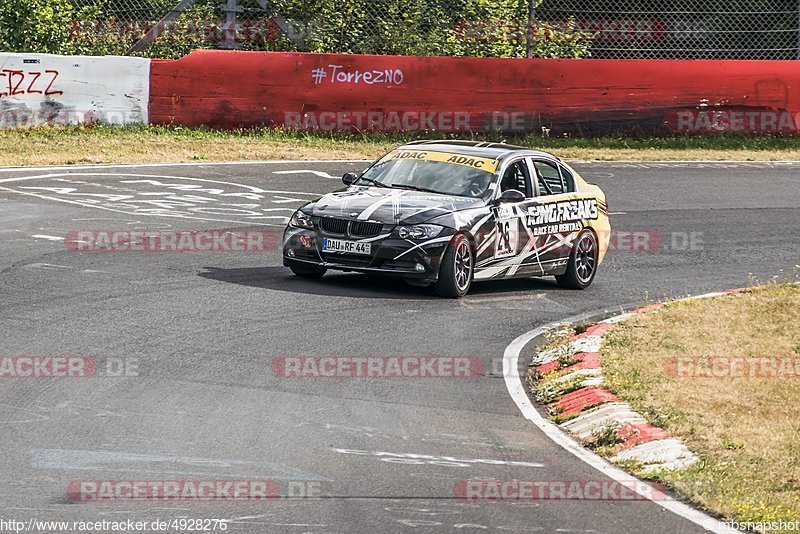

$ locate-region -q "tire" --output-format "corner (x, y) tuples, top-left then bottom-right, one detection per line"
(433, 234), (473, 298)
(290, 265), (327, 279)
(556, 229), (598, 289)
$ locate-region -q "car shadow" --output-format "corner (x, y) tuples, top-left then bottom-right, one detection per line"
(199, 266), (562, 300)
(468, 276), (559, 296)
(198, 266), (437, 300)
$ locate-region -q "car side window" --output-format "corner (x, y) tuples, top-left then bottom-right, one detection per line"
(499, 159), (531, 197)
(533, 161), (566, 195)
(558, 164), (576, 193)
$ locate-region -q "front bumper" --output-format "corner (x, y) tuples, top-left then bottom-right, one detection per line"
(283, 226), (452, 282)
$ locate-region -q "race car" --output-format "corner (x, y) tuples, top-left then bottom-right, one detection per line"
(283, 140), (610, 298)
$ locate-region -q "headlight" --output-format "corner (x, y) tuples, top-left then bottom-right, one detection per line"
(289, 210), (314, 230)
(396, 224), (444, 240)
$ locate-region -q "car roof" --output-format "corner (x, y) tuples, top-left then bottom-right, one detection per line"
(397, 140), (561, 162)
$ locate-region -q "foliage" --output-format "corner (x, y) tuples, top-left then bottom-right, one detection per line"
(0, 0), (85, 54)
(1, 0), (592, 58)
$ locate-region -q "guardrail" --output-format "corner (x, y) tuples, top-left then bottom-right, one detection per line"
(149, 51), (800, 135)
(2, 51), (798, 135)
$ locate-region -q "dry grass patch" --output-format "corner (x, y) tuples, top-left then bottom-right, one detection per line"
(0, 126), (390, 166)
(2, 126), (800, 167)
(602, 283), (800, 527)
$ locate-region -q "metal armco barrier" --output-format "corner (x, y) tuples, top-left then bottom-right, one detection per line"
(149, 51), (800, 135)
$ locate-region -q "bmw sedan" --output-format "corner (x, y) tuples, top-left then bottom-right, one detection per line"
(283, 140), (610, 297)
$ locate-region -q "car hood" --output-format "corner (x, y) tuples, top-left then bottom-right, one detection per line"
(307, 186), (486, 225)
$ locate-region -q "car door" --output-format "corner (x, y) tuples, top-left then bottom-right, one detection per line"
(473, 157), (538, 280)
(525, 158), (583, 274)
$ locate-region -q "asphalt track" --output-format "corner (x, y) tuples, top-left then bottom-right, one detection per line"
(0, 160), (798, 533)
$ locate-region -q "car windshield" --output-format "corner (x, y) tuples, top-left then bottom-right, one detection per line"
(356, 150), (498, 198)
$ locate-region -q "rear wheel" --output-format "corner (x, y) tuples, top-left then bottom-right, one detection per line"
(555, 230), (598, 289)
(290, 265), (327, 279)
(433, 234), (473, 298)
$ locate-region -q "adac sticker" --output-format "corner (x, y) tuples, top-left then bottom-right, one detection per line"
(384, 150), (499, 172)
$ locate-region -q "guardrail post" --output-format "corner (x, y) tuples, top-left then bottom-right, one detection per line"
(220, 0), (243, 49)
(127, 0), (197, 54)
(526, 0), (538, 58)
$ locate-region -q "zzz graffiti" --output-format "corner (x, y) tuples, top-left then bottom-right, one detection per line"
(0, 70), (63, 98)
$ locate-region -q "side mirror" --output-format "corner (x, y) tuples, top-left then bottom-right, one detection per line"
(342, 172), (358, 185)
(493, 189), (525, 204)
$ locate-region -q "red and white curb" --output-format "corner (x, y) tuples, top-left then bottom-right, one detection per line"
(532, 314), (700, 470)
(503, 289), (748, 534)
(533, 291), (743, 469)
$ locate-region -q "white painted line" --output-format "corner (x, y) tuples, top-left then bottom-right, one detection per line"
(273, 170), (339, 179)
(0, 186), (286, 228)
(31, 234), (65, 241)
(0, 172), (322, 195)
(26, 263), (71, 269)
(0, 173), (324, 227)
(503, 323), (737, 534)
(0, 159), (372, 173)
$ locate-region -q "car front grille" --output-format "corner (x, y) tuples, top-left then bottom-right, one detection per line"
(319, 217), (349, 234)
(319, 218), (384, 238)
(350, 221), (383, 238)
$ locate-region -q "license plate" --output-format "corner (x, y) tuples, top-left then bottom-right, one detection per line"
(322, 238), (371, 255)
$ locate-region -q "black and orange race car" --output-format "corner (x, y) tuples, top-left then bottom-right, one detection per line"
(283, 141), (610, 297)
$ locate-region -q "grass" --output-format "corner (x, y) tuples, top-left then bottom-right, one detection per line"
(2, 125), (800, 166)
(601, 282), (800, 529)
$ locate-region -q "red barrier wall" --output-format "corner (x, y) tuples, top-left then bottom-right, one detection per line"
(150, 50), (800, 134)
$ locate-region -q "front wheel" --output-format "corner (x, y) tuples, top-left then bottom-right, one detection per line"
(433, 234), (473, 298)
(290, 265), (327, 279)
(555, 230), (598, 289)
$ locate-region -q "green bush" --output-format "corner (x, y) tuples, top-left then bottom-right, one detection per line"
(0, 0), (591, 59)
(276, 0), (591, 58)
(0, 0), (78, 54)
